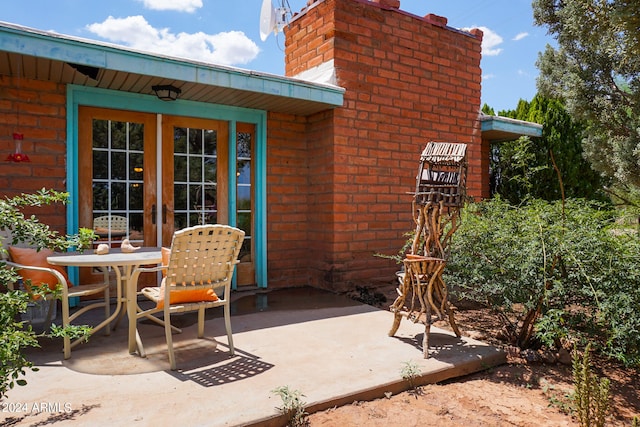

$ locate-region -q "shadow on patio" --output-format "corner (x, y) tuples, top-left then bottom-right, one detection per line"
(6, 287), (506, 427)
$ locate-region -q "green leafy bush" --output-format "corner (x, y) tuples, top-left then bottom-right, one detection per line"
(0, 189), (96, 399)
(444, 197), (640, 366)
(0, 289), (39, 397)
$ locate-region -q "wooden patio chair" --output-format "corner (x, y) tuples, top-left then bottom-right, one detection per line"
(130, 224), (245, 370)
(5, 246), (111, 359)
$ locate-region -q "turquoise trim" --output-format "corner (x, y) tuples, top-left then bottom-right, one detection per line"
(228, 120), (238, 227)
(255, 114), (268, 288)
(480, 116), (543, 138)
(65, 94), (80, 295)
(67, 85), (265, 122)
(66, 85), (268, 288)
(228, 121), (238, 290)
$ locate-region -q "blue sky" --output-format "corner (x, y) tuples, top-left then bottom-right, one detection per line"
(2, 0), (555, 112)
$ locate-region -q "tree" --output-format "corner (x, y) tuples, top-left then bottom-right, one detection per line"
(490, 95), (606, 204)
(533, 0), (640, 189)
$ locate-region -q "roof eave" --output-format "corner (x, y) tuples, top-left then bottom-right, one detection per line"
(0, 21), (344, 114)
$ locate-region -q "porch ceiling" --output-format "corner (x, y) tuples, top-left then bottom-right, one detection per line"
(0, 21), (344, 116)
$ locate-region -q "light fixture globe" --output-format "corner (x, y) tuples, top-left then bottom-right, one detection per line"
(152, 84), (181, 101)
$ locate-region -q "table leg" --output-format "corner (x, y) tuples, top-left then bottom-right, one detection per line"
(126, 264), (138, 354)
(111, 266), (127, 329)
(69, 266), (122, 350)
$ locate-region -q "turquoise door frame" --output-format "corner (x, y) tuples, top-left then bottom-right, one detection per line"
(65, 84), (268, 288)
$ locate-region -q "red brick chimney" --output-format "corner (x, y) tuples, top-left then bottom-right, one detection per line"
(283, 0), (484, 290)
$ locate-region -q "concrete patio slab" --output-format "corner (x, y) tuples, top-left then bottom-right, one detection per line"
(1, 288), (506, 426)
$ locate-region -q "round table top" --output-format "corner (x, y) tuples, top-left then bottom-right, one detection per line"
(47, 247), (162, 267)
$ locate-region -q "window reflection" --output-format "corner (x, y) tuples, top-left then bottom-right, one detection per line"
(91, 119), (145, 245)
(173, 127), (218, 228)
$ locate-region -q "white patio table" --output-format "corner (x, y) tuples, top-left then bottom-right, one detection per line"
(47, 247), (162, 354)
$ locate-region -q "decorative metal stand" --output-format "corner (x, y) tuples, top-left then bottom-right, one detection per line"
(389, 142), (467, 358)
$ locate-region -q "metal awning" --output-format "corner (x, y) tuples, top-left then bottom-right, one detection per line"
(0, 21), (345, 116)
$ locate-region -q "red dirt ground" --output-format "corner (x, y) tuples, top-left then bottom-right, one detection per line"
(307, 287), (640, 427)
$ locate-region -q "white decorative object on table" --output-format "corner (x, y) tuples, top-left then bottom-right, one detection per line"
(94, 244), (109, 255)
(120, 239), (140, 253)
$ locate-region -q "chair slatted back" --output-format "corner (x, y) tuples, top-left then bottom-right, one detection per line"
(93, 215), (128, 232)
(165, 224), (245, 289)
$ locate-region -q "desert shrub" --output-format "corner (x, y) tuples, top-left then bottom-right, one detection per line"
(572, 343), (609, 427)
(444, 197), (640, 366)
(271, 385), (309, 427)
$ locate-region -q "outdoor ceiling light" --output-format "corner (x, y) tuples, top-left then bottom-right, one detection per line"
(152, 84), (181, 101)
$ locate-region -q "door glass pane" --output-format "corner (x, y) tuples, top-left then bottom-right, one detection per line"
(204, 159), (216, 182)
(129, 123), (144, 151)
(189, 129), (203, 155)
(129, 183), (143, 210)
(91, 119), (145, 245)
(174, 156), (187, 182)
(174, 213), (188, 231)
(93, 151), (108, 179)
(111, 152), (126, 180)
(204, 130), (217, 156)
(174, 127), (187, 153)
(189, 157), (202, 181)
(111, 182), (126, 210)
(93, 182), (109, 211)
(174, 183), (187, 210)
(173, 127), (218, 228)
(237, 130), (252, 262)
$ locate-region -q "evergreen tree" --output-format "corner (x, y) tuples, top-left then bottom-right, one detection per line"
(533, 0), (640, 189)
(491, 95), (606, 204)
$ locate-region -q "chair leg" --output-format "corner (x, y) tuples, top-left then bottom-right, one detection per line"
(43, 296), (56, 331)
(136, 328), (147, 358)
(62, 297), (71, 360)
(197, 307), (205, 338)
(223, 302), (234, 356)
(165, 311), (176, 370)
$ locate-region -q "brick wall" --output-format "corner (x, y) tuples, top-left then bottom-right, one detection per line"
(0, 75), (68, 231)
(284, 0), (483, 291)
(265, 111), (313, 287)
(0, 1), (484, 293)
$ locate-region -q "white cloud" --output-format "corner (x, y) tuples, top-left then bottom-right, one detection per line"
(464, 26), (503, 57)
(86, 16), (260, 66)
(482, 73), (496, 81)
(137, 0), (202, 13)
(477, 26), (503, 56)
(513, 32), (529, 41)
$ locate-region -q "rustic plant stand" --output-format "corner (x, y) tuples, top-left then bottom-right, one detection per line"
(388, 142), (467, 358)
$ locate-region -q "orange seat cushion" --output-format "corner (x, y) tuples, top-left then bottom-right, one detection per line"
(8, 247), (72, 299)
(156, 247), (218, 309)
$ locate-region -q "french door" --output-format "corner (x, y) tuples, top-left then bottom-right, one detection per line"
(78, 107), (255, 287)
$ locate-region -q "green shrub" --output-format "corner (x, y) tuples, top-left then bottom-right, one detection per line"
(0, 189), (96, 399)
(0, 289), (39, 398)
(444, 197), (640, 366)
